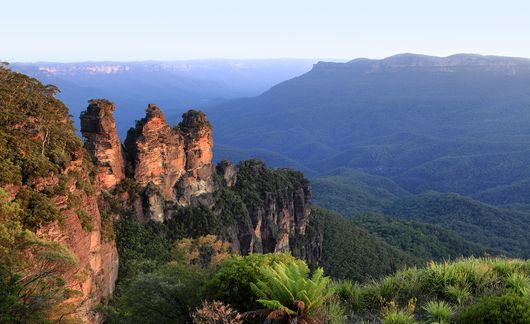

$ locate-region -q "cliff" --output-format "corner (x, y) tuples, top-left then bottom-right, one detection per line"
(0, 67), (118, 323)
(218, 160), (314, 258)
(123, 105), (214, 221)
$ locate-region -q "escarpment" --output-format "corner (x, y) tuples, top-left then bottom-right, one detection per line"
(0, 68), (118, 323)
(218, 160), (313, 255)
(82, 103), (321, 262)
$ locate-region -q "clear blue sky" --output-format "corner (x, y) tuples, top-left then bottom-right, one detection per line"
(2, 0), (529, 62)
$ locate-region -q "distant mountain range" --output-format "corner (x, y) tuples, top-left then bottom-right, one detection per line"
(203, 53), (530, 200)
(12, 59), (335, 135)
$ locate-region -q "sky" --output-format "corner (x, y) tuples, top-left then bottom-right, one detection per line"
(2, 0), (530, 62)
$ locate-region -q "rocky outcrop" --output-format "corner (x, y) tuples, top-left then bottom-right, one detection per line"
(123, 106), (214, 221)
(124, 104), (186, 199)
(176, 110), (215, 207)
(216, 160), (238, 187)
(220, 160), (317, 260)
(81, 102), (321, 264)
(80, 99), (125, 190)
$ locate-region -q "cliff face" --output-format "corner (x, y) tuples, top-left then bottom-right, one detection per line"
(80, 99), (126, 190)
(177, 110), (215, 207)
(0, 66), (118, 323)
(123, 106), (214, 221)
(36, 166), (119, 322)
(221, 160), (317, 260)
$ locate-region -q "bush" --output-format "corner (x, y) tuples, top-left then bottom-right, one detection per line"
(76, 209), (93, 232)
(422, 300), (453, 324)
(105, 262), (209, 323)
(192, 301), (242, 324)
(209, 253), (295, 311)
(15, 188), (61, 230)
(458, 293), (530, 324)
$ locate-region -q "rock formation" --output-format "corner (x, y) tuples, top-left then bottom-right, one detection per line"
(225, 160), (313, 257)
(176, 110), (215, 207)
(123, 106), (215, 221)
(36, 166), (119, 322)
(81, 102), (321, 264)
(124, 104), (186, 199)
(80, 99), (126, 190)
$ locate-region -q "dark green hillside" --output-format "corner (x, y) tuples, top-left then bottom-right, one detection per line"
(352, 214), (492, 262)
(386, 192), (530, 257)
(205, 54), (530, 202)
(396, 149), (530, 195)
(312, 168), (409, 214)
(473, 178), (530, 205)
(309, 208), (415, 281)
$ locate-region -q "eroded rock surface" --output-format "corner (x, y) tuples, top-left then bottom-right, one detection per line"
(80, 99), (125, 190)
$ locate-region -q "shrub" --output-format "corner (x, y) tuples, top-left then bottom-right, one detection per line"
(458, 293), (530, 324)
(422, 300), (453, 324)
(15, 188), (61, 230)
(76, 209), (93, 232)
(382, 298), (417, 324)
(105, 262), (209, 323)
(192, 300), (242, 324)
(172, 235), (232, 268)
(335, 280), (363, 311)
(209, 253), (295, 311)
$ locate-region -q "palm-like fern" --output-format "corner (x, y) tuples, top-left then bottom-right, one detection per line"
(244, 260), (334, 322)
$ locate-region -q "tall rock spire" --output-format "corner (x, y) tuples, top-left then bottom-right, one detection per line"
(177, 109), (215, 207)
(80, 99), (125, 190)
(124, 105), (215, 221)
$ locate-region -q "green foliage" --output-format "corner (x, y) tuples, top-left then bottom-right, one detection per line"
(335, 257), (530, 323)
(14, 188), (61, 230)
(422, 300), (453, 324)
(76, 209), (93, 232)
(386, 192), (530, 257)
(457, 293), (530, 324)
(113, 213), (172, 283)
(105, 262), (209, 324)
(209, 252), (296, 311)
(164, 205), (221, 240)
(0, 66), (83, 186)
(250, 261), (334, 318)
(382, 298), (417, 324)
(234, 159), (309, 207)
(351, 213), (491, 264)
(383, 311), (416, 324)
(310, 207), (414, 281)
(0, 190), (78, 322)
(312, 168), (409, 215)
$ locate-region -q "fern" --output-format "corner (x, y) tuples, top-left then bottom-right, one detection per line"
(250, 260), (334, 318)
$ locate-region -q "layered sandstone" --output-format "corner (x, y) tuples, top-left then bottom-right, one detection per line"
(217, 160), (316, 259)
(80, 99), (125, 190)
(176, 110), (215, 207)
(124, 106), (215, 221)
(124, 104), (186, 200)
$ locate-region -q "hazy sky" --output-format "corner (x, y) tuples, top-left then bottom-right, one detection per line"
(3, 0), (529, 62)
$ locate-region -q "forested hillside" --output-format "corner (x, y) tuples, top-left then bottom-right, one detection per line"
(204, 54), (530, 210)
